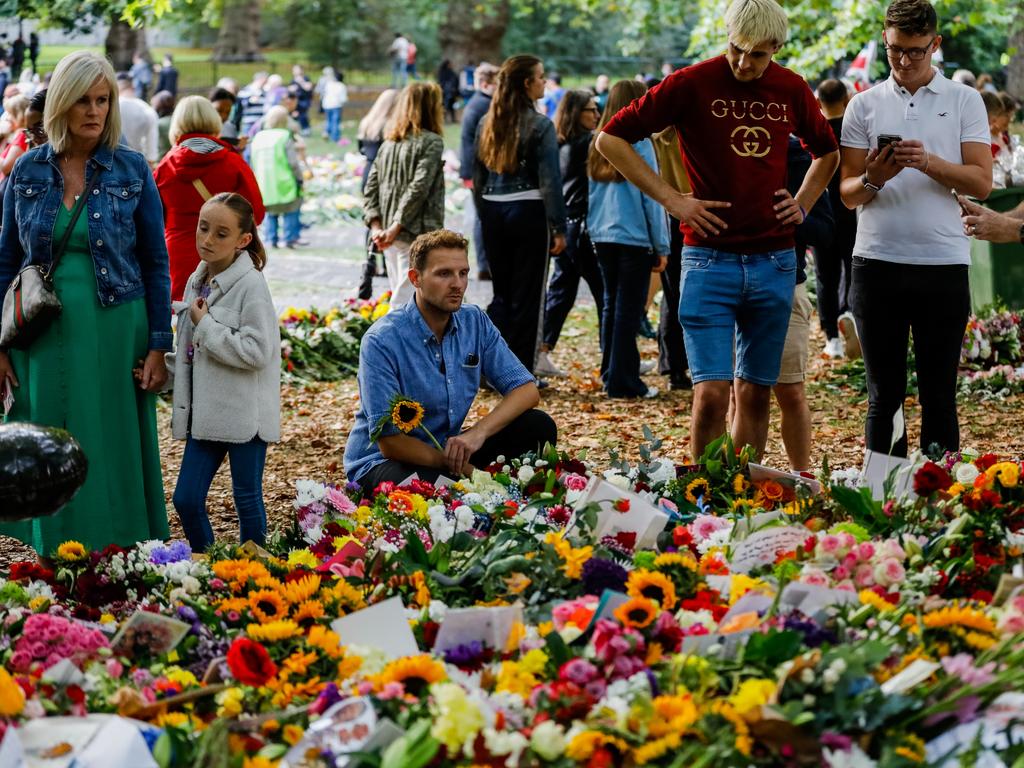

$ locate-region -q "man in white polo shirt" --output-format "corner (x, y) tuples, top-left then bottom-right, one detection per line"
(839, 0), (991, 457)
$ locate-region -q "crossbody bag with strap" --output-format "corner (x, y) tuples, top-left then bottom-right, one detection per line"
(0, 168), (104, 349)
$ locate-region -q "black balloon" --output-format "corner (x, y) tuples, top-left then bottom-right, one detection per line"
(0, 423), (88, 520)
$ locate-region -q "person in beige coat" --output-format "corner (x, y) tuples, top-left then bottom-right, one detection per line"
(164, 192), (281, 552)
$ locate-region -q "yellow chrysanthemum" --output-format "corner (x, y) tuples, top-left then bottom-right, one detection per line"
(626, 570), (678, 610)
(859, 589), (897, 612)
(247, 620), (302, 642)
(685, 478), (711, 504)
(728, 678), (775, 716)
(374, 655), (446, 695)
(281, 574), (321, 605)
(565, 731), (629, 761)
(55, 540), (87, 561)
(987, 461), (1020, 488)
(286, 549), (319, 569)
(216, 687), (245, 718)
(28, 596), (49, 611)
(922, 604), (997, 635)
(164, 666), (199, 689)
(391, 399), (425, 432)
(614, 597), (659, 629)
(495, 660), (541, 698)
(729, 574), (769, 605)
(248, 590), (289, 624)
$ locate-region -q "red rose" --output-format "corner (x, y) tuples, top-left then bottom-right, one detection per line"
(976, 453), (999, 472)
(672, 526), (693, 548)
(913, 461), (953, 496)
(227, 637), (278, 687)
(613, 498), (630, 513)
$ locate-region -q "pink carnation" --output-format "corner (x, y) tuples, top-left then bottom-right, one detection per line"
(562, 473), (589, 491)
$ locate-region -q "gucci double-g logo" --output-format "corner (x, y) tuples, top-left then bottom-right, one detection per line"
(730, 125), (771, 158)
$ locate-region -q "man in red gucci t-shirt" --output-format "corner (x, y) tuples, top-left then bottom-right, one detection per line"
(596, 0), (838, 462)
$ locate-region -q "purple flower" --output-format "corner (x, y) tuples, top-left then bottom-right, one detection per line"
(581, 558), (628, 596)
(443, 642), (487, 669)
(177, 605), (198, 623)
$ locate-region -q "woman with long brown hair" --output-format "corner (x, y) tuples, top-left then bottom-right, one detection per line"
(587, 79), (669, 399)
(537, 89), (603, 377)
(473, 55), (566, 376)
(363, 82), (445, 305)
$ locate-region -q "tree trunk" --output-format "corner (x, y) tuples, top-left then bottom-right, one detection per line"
(438, 0), (509, 68)
(213, 0), (264, 62)
(1008, 24), (1024, 103)
(104, 15), (149, 73)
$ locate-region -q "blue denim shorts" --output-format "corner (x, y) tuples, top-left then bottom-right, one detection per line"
(677, 246), (796, 386)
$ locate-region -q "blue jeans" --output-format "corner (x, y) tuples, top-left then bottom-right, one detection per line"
(391, 60), (407, 88)
(472, 209), (489, 275)
(172, 437), (268, 552)
(678, 246), (796, 386)
(324, 107), (342, 142)
(265, 210), (301, 245)
(544, 217), (603, 350)
(595, 242), (652, 397)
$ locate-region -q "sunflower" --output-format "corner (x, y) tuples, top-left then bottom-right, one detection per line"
(614, 596), (659, 629)
(732, 474), (750, 495)
(248, 590), (289, 623)
(375, 654), (447, 696)
(247, 620), (301, 642)
(391, 399), (425, 433)
(633, 732), (683, 765)
(55, 541), (87, 562)
(654, 552), (697, 571)
(292, 600), (326, 627)
(212, 559), (271, 591)
(685, 477), (711, 505)
(859, 589), (896, 612)
(626, 570), (678, 610)
(922, 604), (996, 634)
(565, 731), (629, 761)
(307, 626), (345, 658)
(281, 574), (321, 605)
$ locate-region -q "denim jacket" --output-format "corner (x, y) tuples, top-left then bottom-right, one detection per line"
(0, 143), (172, 350)
(472, 110), (567, 234)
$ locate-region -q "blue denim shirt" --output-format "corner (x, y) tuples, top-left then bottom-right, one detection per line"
(0, 143), (173, 350)
(588, 138), (670, 256)
(344, 299), (534, 483)
(472, 110), (567, 234)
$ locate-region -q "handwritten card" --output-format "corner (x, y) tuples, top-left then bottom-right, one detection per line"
(728, 526), (811, 574)
(862, 450), (915, 500)
(330, 597), (418, 660)
(749, 463), (821, 495)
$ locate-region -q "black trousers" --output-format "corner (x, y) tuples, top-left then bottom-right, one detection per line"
(358, 409), (557, 492)
(815, 218), (855, 338)
(543, 217), (604, 350)
(479, 199), (549, 373)
(850, 257), (970, 457)
(658, 216), (689, 380)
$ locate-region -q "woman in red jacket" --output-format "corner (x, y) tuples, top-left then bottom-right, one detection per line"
(155, 95), (266, 300)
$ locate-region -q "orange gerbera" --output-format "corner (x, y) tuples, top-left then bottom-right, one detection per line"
(614, 597), (659, 629)
(248, 590), (288, 623)
(626, 570), (678, 611)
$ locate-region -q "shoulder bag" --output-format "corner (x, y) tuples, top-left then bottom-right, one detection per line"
(0, 168), (103, 350)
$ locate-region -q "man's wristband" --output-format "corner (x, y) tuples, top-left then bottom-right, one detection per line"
(861, 173), (883, 192)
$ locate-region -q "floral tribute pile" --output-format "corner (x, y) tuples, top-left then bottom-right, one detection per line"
(279, 292), (390, 382)
(959, 305), (1024, 399)
(4, 437), (1024, 767)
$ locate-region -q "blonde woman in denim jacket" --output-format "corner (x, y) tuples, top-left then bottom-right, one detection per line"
(0, 52), (172, 555)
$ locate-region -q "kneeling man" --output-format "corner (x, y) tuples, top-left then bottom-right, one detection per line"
(345, 229), (557, 491)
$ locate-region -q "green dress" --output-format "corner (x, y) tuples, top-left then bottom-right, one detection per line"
(0, 202), (169, 554)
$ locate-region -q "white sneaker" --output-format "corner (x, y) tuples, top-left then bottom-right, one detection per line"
(642, 386), (659, 399)
(823, 337), (845, 359)
(639, 359), (656, 375)
(838, 312), (861, 360)
(535, 350), (567, 378)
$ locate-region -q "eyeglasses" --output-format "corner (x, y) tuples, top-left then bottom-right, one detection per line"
(883, 36), (936, 62)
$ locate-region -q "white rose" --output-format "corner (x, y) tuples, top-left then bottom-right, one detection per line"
(530, 721), (567, 761)
(517, 466), (536, 484)
(955, 463), (980, 484)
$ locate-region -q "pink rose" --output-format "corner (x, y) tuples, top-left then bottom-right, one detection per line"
(839, 533), (857, 550)
(690, 514), (729, 542)
(818, 534), (841, 555)
(835, 580), (856, 592)
(562, 473), (589, 491)
(800, 568), (829, 587)
(874, 558), (905, 587)
(854, 564), (875, 587)
(855, 542), (876, 562)
(833, 565), (851, 581)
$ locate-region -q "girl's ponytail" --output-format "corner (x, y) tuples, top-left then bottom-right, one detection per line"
(207, 191), (267, 270)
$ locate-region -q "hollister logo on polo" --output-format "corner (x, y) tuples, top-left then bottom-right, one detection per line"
(711, 99), (790, 158)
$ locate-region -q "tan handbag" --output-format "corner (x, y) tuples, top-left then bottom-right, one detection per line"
(0, 170), (102, 349)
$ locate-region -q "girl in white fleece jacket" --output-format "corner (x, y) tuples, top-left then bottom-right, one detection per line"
(165, 192), (281, 552)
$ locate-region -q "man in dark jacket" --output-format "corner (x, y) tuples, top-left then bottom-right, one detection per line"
(156, 54), (179, 99)
(459, 62), (498, 279)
